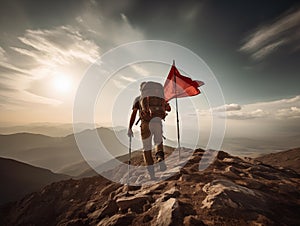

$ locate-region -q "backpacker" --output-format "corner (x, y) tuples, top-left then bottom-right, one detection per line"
(139, 81), (167, 121)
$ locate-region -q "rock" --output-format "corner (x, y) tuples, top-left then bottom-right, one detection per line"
(159, 166), (182, 180)
(100, 200), (119, 217)
(97, 213), (135, 226)
(100, 183), (122, 196)
(222, 166), (242, 179)
(156, 198), (180, 226)
(140, 182), (168, 195)
(88, 200), (118, 222)
(64, 218), (89, 226)
(202, 179), (265, 211)
(179, 174), (190, 182)
(116, 195), (151, 213)
(135, 175), (148, 184)
(183, 216), (206, 226)
(142, 214), (153, 223)
(216, 151), (231, 160)
(162, 187), (181, 201)
(84, 201), (96, 213)
(156, 198), (196, 226)
(222, 158), (235, 163)
(2, 149), (300, 226)
(88, 209), (103, 221)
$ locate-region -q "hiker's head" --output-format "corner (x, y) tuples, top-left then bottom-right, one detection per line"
(140, 82), (147, 91)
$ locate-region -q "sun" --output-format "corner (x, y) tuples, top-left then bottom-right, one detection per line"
(52, 73), (72, 93)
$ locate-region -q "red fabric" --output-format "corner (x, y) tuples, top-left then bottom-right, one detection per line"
(164, 65), (204, 102)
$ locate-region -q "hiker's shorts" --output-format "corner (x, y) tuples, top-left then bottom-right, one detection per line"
(141, 118), (163, 151)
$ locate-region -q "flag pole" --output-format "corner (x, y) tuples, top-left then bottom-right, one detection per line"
(173, 60), (181, 159)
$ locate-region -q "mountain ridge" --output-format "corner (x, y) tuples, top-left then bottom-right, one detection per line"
(0, 157), (70, 205)
(255, 147), (300, 173)
(1, 148), (299, 226)
(0, 128), (129, 176)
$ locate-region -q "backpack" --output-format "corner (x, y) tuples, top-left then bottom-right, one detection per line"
(139, 82), (167, 121)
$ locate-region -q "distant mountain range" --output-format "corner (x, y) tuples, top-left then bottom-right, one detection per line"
(221, 135), (300, 157)
(0, 157), (69, 205)
(0, 123), (103, 137)
(1, 123), (299, 157)
(0, 128), (129, 177)
(256, 147), (300, 173)
(0, 123), (127, 137)
(1, 126), (299, 176)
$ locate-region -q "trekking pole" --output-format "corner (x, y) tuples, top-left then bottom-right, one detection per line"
(135, 118), (141, 126)
(173, 60), (181, 160)
(126, 135), (132, 194)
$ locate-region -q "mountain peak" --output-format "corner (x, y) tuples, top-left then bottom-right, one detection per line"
(1, 148), (300, 225)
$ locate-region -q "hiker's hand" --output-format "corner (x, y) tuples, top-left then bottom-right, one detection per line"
(165, 102), (171, 112)
(127, 128), (134, 137)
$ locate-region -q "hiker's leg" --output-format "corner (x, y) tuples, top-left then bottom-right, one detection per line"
(143, 149), (154, 179)
(155, 142), (164, 160)
(143, 149), (155, 179)
(151, 119), (164, 159)
(151, 119), (166, 171)
(143, 150), (154, 165)
(141, 121), (151, 154)
(141, 122), (155, 178)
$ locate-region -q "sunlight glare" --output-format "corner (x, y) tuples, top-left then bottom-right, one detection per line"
(53, 73), (72, 93)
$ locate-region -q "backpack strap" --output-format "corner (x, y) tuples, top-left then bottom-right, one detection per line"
(147, 96), (151, 117)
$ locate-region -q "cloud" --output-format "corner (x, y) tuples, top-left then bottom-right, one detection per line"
(212, 103), (242, 112)
(182, 5), (200, 22)
(0, 3), (145, 111)
(120, 75), (137, 83)
(75, 11), (144, 48)
(276, 106), (300, 119)
(251, 39), (286, 60)
(200, 95), (300, 121)
(226, 109), (269, 120)
(0, 25), (102, 108)
(112, 79), (127, 89)
(130, 65), (150, 77)
(0, 89), (62, 111)
(240, 7), (300, 60)
(0, 46), (7, 61)
(12, 26), (100, 66)
(228, 95), (300, 120)
(247, 95), (300, 110)
(120, 13), (129, 23)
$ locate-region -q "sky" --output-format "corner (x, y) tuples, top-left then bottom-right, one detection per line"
(0, 0), (300, 152)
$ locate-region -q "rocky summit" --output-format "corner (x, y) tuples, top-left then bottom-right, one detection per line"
(1, 148), (300, 226)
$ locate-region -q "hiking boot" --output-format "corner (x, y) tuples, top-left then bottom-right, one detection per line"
(157, 159), (167, 171)
(155, 151), (167, 171)
(155, 151), (165, 160)
(147, 165), (156, 180)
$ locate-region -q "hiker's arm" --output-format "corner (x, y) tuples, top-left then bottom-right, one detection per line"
(129, 108), (138, 129)
(165, 102), (171, 112)
(128, 108), (138, 137)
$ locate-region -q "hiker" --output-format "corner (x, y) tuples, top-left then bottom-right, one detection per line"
(127, 81), (171, 179)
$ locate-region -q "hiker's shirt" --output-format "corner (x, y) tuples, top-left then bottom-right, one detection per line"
(132, 96), (162, 140)
(132, 96), (141, 111)
(132, 96), (161, 124)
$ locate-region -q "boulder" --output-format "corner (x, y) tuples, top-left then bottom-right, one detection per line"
(156, 198), (196, 226)
(116, 195), (151, 213)
(183, 216), (206, 226)
(162, 187), (180, 201)
(97, 213), (135, 226)
(202, 179), (265, 211)
(156, 198), (180, 226)
(88, 200), (118, 221)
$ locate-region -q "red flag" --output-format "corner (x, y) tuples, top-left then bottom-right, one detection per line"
(164, 65), (204, 102)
